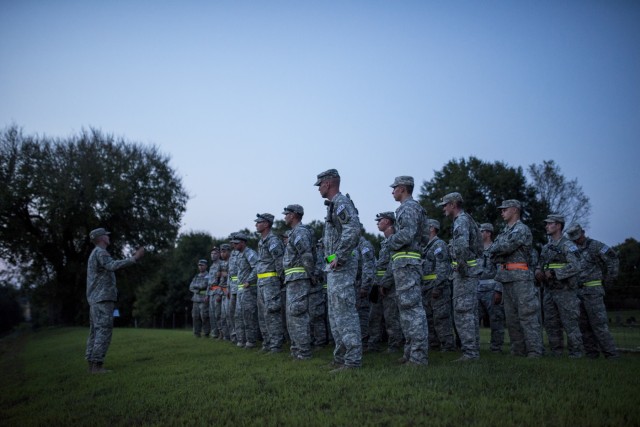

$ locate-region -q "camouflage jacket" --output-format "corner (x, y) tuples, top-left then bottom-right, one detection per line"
(207, 260), (223, 296)
(575, 237), (619, 290)
(284, 224), (316, 283)
(323, 192), (360, 268)
(376, 237), (395, 289)
(488, 220), (534, 283)
(449, 211), (482, 264)
(237, 247), (258, 289)
(422, 236), (451, 289)
(257, 231), (285, 283)
(356, 236), (376, 290)
(538, 236), (581, 290)
(387, 197), (426, 267)
(189, 272), (209, 302)
(86, 246), (136, 304)
(228, 250), (240, 294)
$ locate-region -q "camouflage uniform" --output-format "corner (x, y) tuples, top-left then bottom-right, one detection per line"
(387, 189), (429, 365)
(237, 244), (259, 347)
(477, 250), (505, 352)
(356, 236), (376, 346)
(488, 220), (543, 357)
(375, 235), (404, 352)
(422, 234), (456, 351)
(189, 263), (211, 338)
(207, 257), (223, 338)
(284, 222), (316, 360)
(217, 254), (230, 340)
(569, 226), (619, 359)
(257, 229), (285, 352)
(322, 191), (362, 367)
(85, 242), (137, 365)
(228, 247), (240, 344)
(448, 211), (481, 360)
(311, 244), (329, 347)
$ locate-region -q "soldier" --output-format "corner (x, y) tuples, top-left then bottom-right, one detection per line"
(439, 192), (481, 361)
(311, 240), (329, 348)
(373, 212), (404, 353)
(566, 224), (620, 359)
(234, 232), (259, 349)
(85, 228), (144, 373)
(356, 230), (376, 347)
(218, 243), (232, 340)
(422, 219), (456, 352)
(535, 215), (583, 358)
(228, 233), (240, 345)
(388, 176), (429, 366)
(189, 259), (211, 338)
(488, 200), (543, 357)
(316, 169), (362, 372)
(255, 213), (285, 353)
(207, 247), (223, 339)
(477, 223), (505, 353)
(282, 204), (316, 360)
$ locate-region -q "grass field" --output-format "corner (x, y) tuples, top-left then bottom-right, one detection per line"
(2, 326), (639, 426)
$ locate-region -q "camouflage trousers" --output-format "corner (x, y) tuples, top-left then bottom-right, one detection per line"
(394, 263), (429, 365)
(309, 286), (328, 347)
(367, 295), (384, 351)
(381, 286), (404, 351)
(192, 300), (210, 337)
(578, 287), (618, 359)
(228, 294), (237, 342)
(543, 287), (583, 357)
(355, 286), (370, 345)
(502, 280), (543, 357)
(452, 274), (480, 359)
(208, 295), (224, 338)
(281, 288), (289, 343)
(327, 266), (362, 367)
(220, 294), (230, 339)
(85, 301), (115, 363)
(234, 292), (246, 345)
(422, 284), (455, 351)
(286, 279), (312, 359)
(241, 286), (259, 346)
(477, 289), (505, 351)
(258, 278), (285, 351)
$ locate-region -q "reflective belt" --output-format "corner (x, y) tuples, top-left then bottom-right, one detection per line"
(231, 276), (239, 281)
(325, 251), (355, 264)
(323, 284), (328, 289)
(501, 262), (529, 271)
(376, 270), (386, 277)
(209, 286), (222, 291)
(545, 263), (566, 269)
(285, 267), (306, 276)
(391, 251), (421, 261)
(240, 283), (256, 289)
(198, 290), (207, 295)
(257, 272), (278, 279)
(584, 280), (602, 287)
(451, 260), (478, 267)
(422, 274), (437, 281)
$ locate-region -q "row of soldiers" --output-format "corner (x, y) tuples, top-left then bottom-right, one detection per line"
(189, 169), (620, 371)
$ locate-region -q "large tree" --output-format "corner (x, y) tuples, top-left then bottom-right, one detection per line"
(419, 157), (548, 245)
(0, 125), (188, 324)
(527, 160), (591, 229)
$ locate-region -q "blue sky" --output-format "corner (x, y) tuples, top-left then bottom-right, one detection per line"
(1, 1), (639, 245)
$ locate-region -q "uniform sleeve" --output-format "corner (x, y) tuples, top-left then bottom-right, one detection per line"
(387, 205), (418, 251)
(246, 250), (258, 284)
(334, 200), (361, 263)
(97, 250), (136, 272)
(450, 215), (472, 261)
(554, 242), (581, 281)
(434, 242), (452, 288)
(490, 225), (527, 258)
(360, 242), (376, 289)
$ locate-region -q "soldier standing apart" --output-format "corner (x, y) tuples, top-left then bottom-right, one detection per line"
(439, 192), (481, 362)
(282, 204), (316, 360)
(356, 231), (376, 347)
(422, 219), (456, 352)
(218, 243), (231, 340)
(234, 233), (259, 349)
(477, 223), (505, 352)
(189, 259), (211, 338)
(534, 215), (583, 358)
(388, 176), (429, 366)
(227, 233), (240, 344)
(85, 228), (144, 373)
(316, 169), (362, 372)
(255, 213), (286, 353)
(374, 212), (404, 353)
(488, 200), (543, 357)
(207, 247), (222, 339)
(566, 224), (620, 359)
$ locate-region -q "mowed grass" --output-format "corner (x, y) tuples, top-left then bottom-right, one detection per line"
(1, 327), (639, 427)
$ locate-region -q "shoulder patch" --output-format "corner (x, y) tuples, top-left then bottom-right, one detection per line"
(434, 247), (442, 255)
(294, 235), (302, 245)
(362, 246), (370, 254)
(269, 243), (279, 252)
(567, 243), (579, 252)
(336, 204), (346, 215)
(600, 245), (610, 254)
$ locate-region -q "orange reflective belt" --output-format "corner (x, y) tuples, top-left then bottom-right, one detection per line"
(209, 286), (222, 291)
(502, 262), (529, 271)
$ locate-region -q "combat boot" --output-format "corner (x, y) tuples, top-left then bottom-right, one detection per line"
(91, 362), (112, 374)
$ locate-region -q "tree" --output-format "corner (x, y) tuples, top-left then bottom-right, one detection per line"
(527, 160), (591, 229)
(0, 125), (189, 325)
(418, 157), (548, 245)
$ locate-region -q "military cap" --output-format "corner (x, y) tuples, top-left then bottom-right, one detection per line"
(427, 219), (440, 230)
(234, 232), (249, 242)
(389, 176), (414, 188)
(437, 192), (463, 207)
(211, 246), (220, 252)
(314, 168), (340, 186)
(497, 199), (522, 210)
(89, 228), (110, 241)
(566, 224), (584, 241)
(480, 223), (494, 232)
(543, 214), (565, 224)
(282, 204), (304, 215)
(255, 213), (274, 224)
(198, 259), (208, 266)
(220, 243), (232, 251)
(375, 211), (396, 222)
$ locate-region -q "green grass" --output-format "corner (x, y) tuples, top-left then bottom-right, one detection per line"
(2, 327), (639, 426)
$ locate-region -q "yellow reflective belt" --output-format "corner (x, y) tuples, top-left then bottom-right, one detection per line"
(545, 263), (566, 269)
(451, 260), (477, 267)
(231, 276), (239, 280)
(376, 270), (386, 277)
(198, 290), (207, 295)
(240, 283), (256, 289)
(323, 284), (328, 289)
(391, 251), (421, 261)
(584, 280), (602, 287)
(422, 274), (437, 281)
(257, 272), (278, 279)
(285, 267), (306, 276)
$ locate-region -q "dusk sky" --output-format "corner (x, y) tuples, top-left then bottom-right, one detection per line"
(2, 1), (639, 245)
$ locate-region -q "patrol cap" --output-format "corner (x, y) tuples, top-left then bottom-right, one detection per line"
(480, 223), (494, 232)
(255, 213), (274, 224)
(89, 228), (111, 241)
(220, 243), (232, 251)
(198, 259), (208, 266)
(544, 214), (565, 224)
(211, 246), (220, 252)
(375, 211), (395, 223)
(228, 232), (239, 243)
(234, 233), (249, 242)
(566, 224), (584, 241)
(427, 219), (440, 230)
(437, 192), (463, 207)
(282, 204), (304, 215)
(497, 199), (522, 210)
(390, 176), (414, 188)
(314, 169), (340, 186)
